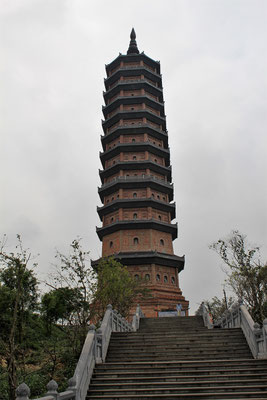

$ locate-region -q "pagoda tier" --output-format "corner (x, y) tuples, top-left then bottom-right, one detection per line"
(93, 29), (189, 317)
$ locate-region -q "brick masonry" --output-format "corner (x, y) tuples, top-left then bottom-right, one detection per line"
(95, 31), (189, 317)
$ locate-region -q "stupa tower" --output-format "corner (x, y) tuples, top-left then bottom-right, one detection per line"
(93, 29), (189, 317)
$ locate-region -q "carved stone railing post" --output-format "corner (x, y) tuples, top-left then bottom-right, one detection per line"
(16, 383), (30, 400)
(46, 380), (58, 399)
(96, 328), (103, 363)
(67, 377), (76, 397)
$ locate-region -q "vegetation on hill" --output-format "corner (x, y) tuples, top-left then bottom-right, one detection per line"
(0, 235), (148, 400)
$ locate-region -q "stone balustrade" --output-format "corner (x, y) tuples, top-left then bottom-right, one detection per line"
(196, 300), (267, 359)
(216, 301), (267, 359)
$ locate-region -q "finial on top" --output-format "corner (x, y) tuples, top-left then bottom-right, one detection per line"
(130, 28), (136, 40)
(127, 28), (139, 55)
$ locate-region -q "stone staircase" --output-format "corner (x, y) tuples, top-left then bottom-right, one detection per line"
(87, 316), (267, 399)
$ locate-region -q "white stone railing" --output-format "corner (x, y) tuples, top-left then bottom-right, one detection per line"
(132, 304), (144, 331)
(216, 301), (267, 359)
(195, 302), (213, 329)
(15, 304), (142, 400)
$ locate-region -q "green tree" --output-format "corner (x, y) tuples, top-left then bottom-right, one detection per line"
(203, 291), (235, 321)
(93, 257), (150, 321)
(41, 287), (85, 333)
(210, 230), (267, 324)
(0, 235), (39, 400)
(50, 238), (96, 340)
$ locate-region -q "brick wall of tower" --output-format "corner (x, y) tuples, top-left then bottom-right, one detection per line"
(102, 208), (170, 225)
(94, 33), (189, 317)
(102, 229), (174, 257)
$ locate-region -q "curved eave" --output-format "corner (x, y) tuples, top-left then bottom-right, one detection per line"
(103, 96), (165, 118)
(92, 251), (185, 272)
(98, 177), (174, 202)
(100, 143), (170, 167)
(99, 161), (171, 183)
(97, 199), (176, 220)
(105, 68), (162, 91)
(104, 81), (163, 103)
(96, 220), (178, 241)
(101, 125), (168, 148)
(102, 110), (166, 132)
(106, 53), (161, 75)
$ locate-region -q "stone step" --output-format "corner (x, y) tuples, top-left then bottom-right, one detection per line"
(93, 368), (267, 379)
(87, 394), (267, 400)
(112, 329), (244, 338)
(96, 359), (267, 370)
(107, 349), (252, 357)
(89, 379), (267, 391)
(87, 384), (267, 396)
(106, 355), (253, 362)
(110, 336), (246, 344)
(139, 316), (203, 323)
(91, 372), (267, 382)
(108, 343), (249, 351)
(107, 349), (252, 362)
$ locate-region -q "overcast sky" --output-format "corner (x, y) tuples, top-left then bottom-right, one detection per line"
(1, 0), (266, 313)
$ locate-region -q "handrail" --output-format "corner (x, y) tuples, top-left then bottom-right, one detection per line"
(216, 301), (267, 359)
(15, 304), (143, 400)
(195, 302), (213, 329)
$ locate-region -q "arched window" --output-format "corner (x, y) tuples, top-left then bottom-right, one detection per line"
(163, 196), (166, 201)
(133, 213), (137, 220)
(158, 215), (161, 221)
(145, 274), (150, 281)
(133, 156), (137, 160)
(111, 217), (114, 223)
(117, 194), (119, 198)
(110, 241), (113, 248)
(164, 275), (168, 283)
(134, 274), (139, 281)
(132, 138), (136, 142)
(133, 237), (139, 245)
(157, 195), (160, 200)
(133, 192), (137, 198)
(160, 239), (164, 246)
(111, 197), (114, 201)
(151, 193), (155, 198)
(171, 276), (175, 285)
(156, 274), (160, 282)
(154, 159), (158, 163)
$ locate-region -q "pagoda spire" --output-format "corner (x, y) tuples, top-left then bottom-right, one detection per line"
(127, 28), (139, 55)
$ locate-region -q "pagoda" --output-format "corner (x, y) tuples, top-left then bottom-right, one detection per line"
(93, 29), (189, 317)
